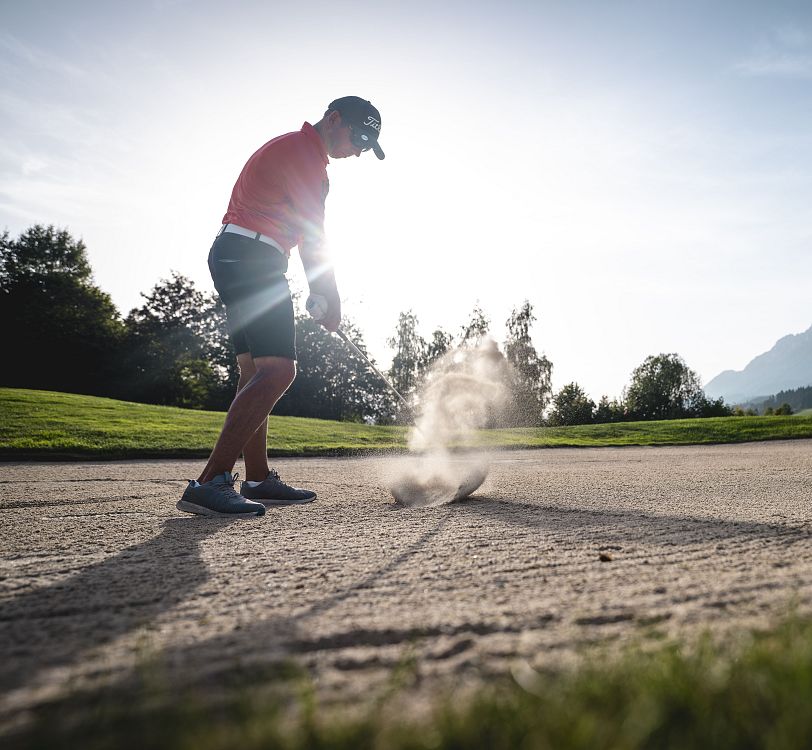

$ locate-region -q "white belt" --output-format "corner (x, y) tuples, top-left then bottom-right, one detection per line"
(217, 223), (285, 255)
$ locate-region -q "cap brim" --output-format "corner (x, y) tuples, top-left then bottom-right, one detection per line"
(372, 141), (385, 160)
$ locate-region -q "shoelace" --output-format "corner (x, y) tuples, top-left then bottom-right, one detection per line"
(267, 469), (295, 489)
(217, 472), (239, 493)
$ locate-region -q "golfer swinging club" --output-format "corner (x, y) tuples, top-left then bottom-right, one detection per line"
(177, 96), (385, 518)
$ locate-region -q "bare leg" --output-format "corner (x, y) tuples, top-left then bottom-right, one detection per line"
(236, 355), (273, 481)
(197, 355), (295, 484)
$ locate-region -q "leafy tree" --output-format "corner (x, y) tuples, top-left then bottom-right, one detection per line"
(625, 353), (724, 420)
(0, 224), (92, 284)
(421, 327), (454, 373)
(278, 315), (396, 423)
(774, 403), (794, 416)
(201, 294), (240, 406)
(459, 303), (491, 347)
(548, 382), (595, 426)
(594, 395), (626, 423)
(121, 272), (234, 409)
(692, 393), (732, 418)
(0, 225), (124, 395)
(387, 310), (426, 399)
(503, 301), (552, 426)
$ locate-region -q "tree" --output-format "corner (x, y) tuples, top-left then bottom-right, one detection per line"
(503, 301), (552, 426)
(0, 225), (124, 395)
(387, 310), (426, 399)
(755, 386), (812, 415)
(459, 303), (490, 347)
(200, 294), (240, 407)
(624, 353), (713, 420)
(691, 393), (732, 418)
(278, 315), (396, 423)
(120, 272), (234, 409)
(421, 328), (454, 374)
(0, 224), (92, 285)
(594, 395), (626, 423)
(548, 382), (595, 426)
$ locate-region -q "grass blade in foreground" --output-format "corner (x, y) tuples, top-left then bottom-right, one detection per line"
(9, 617), (812, 749)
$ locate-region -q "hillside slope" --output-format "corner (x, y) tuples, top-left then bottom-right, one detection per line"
(704, 325), (812, 403)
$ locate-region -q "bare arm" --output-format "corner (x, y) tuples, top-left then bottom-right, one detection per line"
(300, 237), (341, 332)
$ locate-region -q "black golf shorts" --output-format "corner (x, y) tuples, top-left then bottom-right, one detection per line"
(208, 232), (296, 360)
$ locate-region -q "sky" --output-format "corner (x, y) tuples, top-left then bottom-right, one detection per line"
(2, 0), (811, 401)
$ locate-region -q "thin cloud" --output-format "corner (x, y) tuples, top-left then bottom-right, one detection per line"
(775, 25), (809, 49)
(0, 31), (87, 80)
(734, 25), (812, 79)
(734, 53), (812, 78)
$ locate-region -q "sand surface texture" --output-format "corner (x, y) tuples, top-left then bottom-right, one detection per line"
(2, 441), (811, 724)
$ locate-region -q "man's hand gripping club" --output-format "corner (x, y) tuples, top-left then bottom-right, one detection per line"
(301, 240), (341, 332)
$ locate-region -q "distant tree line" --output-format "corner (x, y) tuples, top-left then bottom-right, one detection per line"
(731, 385), (812, 417)
(759, 385), (811, 414)
(3, 224), (769, 426)
(385, 301), (552, 427)
(546, 353), (732, 426)
(0, 225), (401, 422)
(1, 225), (554, 425)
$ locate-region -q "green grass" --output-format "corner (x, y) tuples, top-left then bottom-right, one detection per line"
(8, 616), (812, 749)
(481, 413), (812, 448)
(0, 388), (406, 459)
(2, 387), (812, 459)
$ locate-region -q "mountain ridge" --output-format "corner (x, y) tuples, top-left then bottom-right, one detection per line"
(704, 325), (812, 404)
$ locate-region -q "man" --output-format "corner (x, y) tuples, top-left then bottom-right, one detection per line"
(177, 96), (385, 518)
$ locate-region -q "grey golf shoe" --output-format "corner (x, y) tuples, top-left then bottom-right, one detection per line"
(240, 469), (317, 506)
(177, 472), (266, 518)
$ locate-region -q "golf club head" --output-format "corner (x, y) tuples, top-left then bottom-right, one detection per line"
(389, 457), (489, 507)
(452, 464), (489, 501)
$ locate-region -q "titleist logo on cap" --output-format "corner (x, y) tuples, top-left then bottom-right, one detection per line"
(364, 116), (381, 132)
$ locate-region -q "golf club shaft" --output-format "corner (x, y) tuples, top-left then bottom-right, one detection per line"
(335, 328), (435, 448)
(335, 329), (411, 410)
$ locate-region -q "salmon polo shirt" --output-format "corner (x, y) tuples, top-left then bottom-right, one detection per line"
(222, 122), (330, 257)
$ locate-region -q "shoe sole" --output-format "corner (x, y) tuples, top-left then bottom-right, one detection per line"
(254, 495), (317, 507)
(176, 499), (265, 518)
(240, 485), (317, 506)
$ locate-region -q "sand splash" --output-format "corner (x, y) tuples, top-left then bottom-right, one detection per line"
(388, 339), (508, 507)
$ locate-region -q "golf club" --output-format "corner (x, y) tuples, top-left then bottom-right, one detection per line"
(333, 327), (488, 505)
(335, 328), (411, 411)
(305, 295), (410, 410)
(307, 296), (487, 503)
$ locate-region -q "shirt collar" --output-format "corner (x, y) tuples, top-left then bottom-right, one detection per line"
(302, 122), (329, 166)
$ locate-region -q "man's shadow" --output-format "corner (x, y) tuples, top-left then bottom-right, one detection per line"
(54, 510), (457, 694)
(8, 495), (807, 717)
(1, 517), (230, 694)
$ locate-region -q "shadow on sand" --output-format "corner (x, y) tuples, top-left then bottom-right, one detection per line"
(4, 494), (808, 730)
(0, 517), (231, 694)
(452, 494), (810, 549)
(1, 509), (452, 701)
